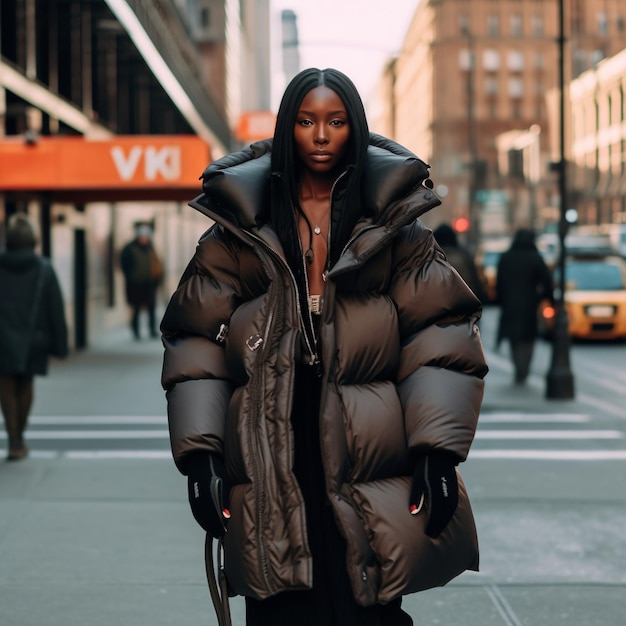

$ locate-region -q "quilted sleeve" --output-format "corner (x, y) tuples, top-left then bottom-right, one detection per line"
(160, 225), (242, 472)
(389, 222), (488, 462)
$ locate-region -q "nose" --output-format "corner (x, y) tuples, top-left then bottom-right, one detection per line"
(314, 124), (328, 145)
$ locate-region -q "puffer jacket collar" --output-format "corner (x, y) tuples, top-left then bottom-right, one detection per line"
(190, 133), (441, 261)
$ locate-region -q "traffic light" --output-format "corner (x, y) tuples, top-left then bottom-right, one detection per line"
(453, 216), (470, 233)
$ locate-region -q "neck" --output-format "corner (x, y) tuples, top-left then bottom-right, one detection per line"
(298, 170), (334, 201)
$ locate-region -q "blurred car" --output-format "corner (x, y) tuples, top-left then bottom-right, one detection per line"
(475, 238), (510, 304)
(539, 250), (626, 341)
(599, 223), (626, 257)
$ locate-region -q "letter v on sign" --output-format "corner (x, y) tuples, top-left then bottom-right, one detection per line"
(111, 146), (142, 181)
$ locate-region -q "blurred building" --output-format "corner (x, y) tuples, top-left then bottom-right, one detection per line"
(280, 9), (301, 84)
(369, 0), (625, 242)
(0, 0), (271, 348)
(567, 47), (626, 227)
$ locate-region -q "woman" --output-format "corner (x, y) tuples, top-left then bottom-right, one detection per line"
(496, 228), (553, 384)
(0, 213), (68, 460)
(161, 68), (488, 625)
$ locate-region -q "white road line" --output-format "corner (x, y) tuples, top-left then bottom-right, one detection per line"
(26, 450), (172, 460)
(479, 413), (590, 423)
(582, 369), (626, 396)
(470, 449), (626, 460)
(485, 349), (626, 420)
(65, 450), (172, 459)
(23, 449), (626, 461)
(476, 430), (623, 439)
(29, 416), (166, 424)
(485, 586), (524, 626)
(0, 430), (169, 440)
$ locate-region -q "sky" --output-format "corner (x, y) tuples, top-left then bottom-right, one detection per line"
(269, 0), (421, 108)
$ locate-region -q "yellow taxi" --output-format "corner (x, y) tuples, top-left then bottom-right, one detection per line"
(540, 252), (626, 341)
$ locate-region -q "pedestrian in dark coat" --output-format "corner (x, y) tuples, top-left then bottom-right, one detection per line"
(433, 223), (488, 302)
(161, 68), (488, 626)
(120, 222), (163, 339)
(0, 213), (68, 460)
(496, 228), (553, 384)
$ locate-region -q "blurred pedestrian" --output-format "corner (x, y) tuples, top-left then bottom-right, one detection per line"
(120, 221), (163, 340)
(161, 67), (487, 626)
(0, 213), (68, 460)
(433, 223), (488, 302)
(496, 228), (553, 384)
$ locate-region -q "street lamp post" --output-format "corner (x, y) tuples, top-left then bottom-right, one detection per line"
(466, 30), (480, 253)
(546, 0), (574, 399)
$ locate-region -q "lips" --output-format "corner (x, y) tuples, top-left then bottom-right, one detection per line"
(311, 151), (333, 161)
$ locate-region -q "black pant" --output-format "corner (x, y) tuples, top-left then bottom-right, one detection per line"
(0, 374), (34, 441)
(510, 340), (534, 383)
(130, 304), (157, 338)
(245, 364), (413, 626)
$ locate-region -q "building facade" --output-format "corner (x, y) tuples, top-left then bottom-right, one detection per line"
(370, 0), (625, 241)
(0, 0), (271, 348)
(569, 47), (626, 228)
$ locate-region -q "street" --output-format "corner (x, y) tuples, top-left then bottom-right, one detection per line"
(1, 308), (626, 625)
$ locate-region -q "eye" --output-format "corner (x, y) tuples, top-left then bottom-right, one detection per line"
(330, 119), (347, 127)
(297, 119), (313, 126)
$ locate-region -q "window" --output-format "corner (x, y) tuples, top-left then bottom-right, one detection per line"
(511, 14), (522, 37)
(459, 15), (470, 36)
(508, 50), (524, 72)
(532, 16), (543, 37)
(617, 15), (624, 33)
(483, 49), (500, 71)
(459, 49), (473, 71)
(200, 7), (210, 28)
(598, 12), (608, 35)
(563, 262), (624, 291)
(509, 77), (523, 98)
(488, 15), (499, 36)
(534, 51), (544, 70)
(486, 77), (498, 96)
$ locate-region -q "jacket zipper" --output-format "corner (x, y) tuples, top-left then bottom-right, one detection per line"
(247, 232), (318, 367)
(248, 301), (276, 594)
(322, 170), (348, 279)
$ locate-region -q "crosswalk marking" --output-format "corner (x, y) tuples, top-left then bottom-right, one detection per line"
(29, 416), (166, 425)
(476, 430), (623, 440)
(0, 430), (169, 439)
(3, 413), (624, 461)
(479, 413), (589, 423)
(470, 450), (626, 460)
(27, 450), (172, 460)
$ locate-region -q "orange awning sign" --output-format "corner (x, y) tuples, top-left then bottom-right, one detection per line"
(0, 135), (211, 191)
(236, 111), (276, 143)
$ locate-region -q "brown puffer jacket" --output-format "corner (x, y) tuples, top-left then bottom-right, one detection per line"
(161, 135), (488, 607)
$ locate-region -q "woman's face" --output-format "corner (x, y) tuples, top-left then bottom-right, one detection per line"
(294, 85), (350, 175)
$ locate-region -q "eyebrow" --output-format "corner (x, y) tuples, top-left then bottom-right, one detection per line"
(297, 110), (347, 116)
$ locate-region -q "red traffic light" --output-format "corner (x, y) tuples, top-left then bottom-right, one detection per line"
(453, 217), (470, 233)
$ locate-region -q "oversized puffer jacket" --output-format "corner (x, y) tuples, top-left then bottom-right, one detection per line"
(161, 134), (488, 607)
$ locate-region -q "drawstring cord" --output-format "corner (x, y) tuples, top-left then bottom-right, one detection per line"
(205, 534), (232, 626)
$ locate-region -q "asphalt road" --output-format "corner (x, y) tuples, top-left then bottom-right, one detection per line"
(1, 309), (625, 625)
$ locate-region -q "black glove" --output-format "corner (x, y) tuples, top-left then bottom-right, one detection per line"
(186, 452), (231, 538)
(409, 453), (459, 538)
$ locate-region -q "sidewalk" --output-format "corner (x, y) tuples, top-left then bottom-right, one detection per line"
(1, 324), (624, 625)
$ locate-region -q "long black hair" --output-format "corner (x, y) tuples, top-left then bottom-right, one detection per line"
(270, 68), (370, 268)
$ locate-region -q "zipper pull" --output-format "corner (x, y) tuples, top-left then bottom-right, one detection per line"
(311, 357), (323, 378)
